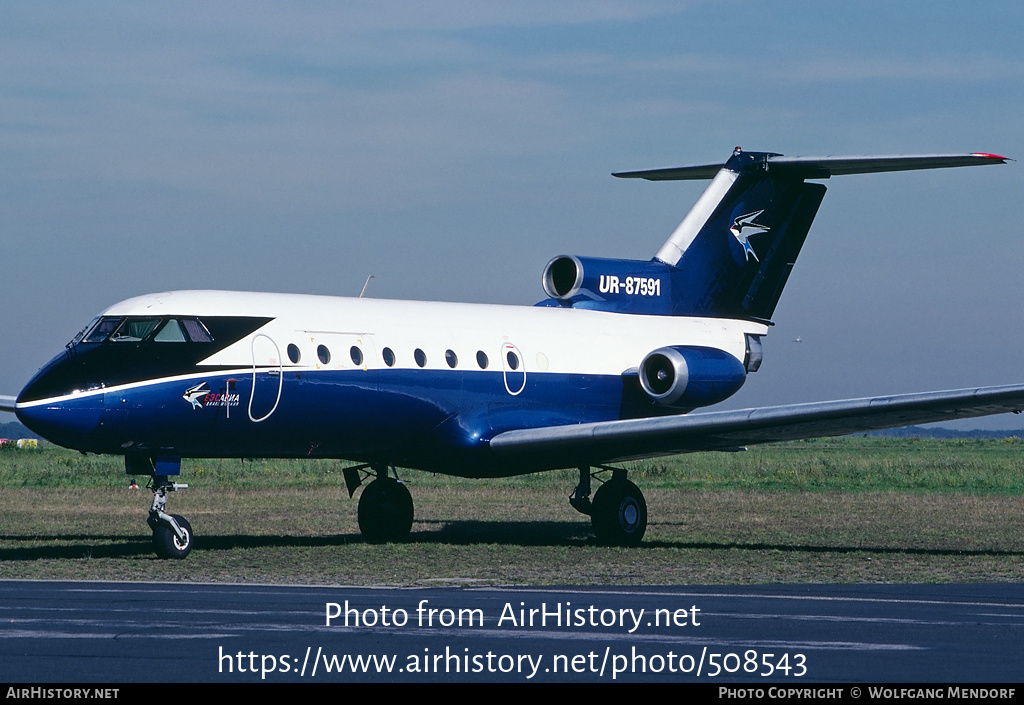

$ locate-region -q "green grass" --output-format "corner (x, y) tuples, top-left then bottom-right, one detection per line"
(645, 436), (1024, 493)
(4, 436), (1024, 493)
(1, 438), (1023, 585)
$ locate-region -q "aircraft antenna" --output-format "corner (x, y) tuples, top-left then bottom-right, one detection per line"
(359, 275), (377, 298)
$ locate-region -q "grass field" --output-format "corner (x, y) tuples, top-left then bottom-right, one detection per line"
(1, 437), (1022, 585)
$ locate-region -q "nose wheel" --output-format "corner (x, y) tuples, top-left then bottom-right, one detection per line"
(145, 473), (193, 559)
(126, 456), (195, 559)
(151, 513), (194, 559)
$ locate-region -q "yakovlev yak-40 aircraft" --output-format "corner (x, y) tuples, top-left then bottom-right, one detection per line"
(3, 148), (1022, 559)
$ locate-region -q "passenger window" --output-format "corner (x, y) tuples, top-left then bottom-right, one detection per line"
(317, 345), (331, 365)
(287, 344), (301, 364)
(382, 347), (396, 367)
(414, 349), (427, 368)
(506, 350), (520, 370)
(476, 351), (489, 369)
(153, 319), (186, 342)
(445, 350), (458, 368)
(350, 346), (363, 366)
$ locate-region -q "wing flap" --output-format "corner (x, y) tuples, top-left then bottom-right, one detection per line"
(489, 384), (1024, 466)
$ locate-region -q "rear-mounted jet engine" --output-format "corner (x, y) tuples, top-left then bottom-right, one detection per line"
(638, 345), (747, 408)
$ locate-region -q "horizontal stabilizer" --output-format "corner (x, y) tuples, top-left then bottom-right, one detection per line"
(490, 384), (1024, 467)
(614, 153), (1008, 181)
(0, 395), (16, 413)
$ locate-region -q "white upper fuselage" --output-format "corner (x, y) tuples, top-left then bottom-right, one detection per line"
(102, 289), (765, 381)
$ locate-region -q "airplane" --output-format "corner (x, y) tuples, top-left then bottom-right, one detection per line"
(2, 147), (1022, 559)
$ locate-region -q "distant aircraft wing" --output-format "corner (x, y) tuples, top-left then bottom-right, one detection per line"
(0, 396), (16, 413)
(489, 384), (1024, 467)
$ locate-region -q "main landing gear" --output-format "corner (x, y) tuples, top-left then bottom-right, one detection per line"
(126, 456), (194, 559)
(344, 462), (414, 543)
(570, 466), (648, 546)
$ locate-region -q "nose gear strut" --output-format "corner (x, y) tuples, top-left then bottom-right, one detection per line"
(147, 475), (193, 559)
(125, 455), (194, 559)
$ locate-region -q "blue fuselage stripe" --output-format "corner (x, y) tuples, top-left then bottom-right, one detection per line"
(18, 368), (665, 476)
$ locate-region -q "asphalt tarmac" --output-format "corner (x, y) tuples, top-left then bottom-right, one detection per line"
(0, 581), (1021, 683)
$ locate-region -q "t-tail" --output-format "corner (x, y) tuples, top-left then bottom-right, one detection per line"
(538, 148), (1006, 321)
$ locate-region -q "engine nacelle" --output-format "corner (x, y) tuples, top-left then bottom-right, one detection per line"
(540, 255), (675, 315)
(639, 346), (746, 408)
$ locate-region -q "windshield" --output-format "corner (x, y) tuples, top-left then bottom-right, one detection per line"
(76, 316), (216, 343)
(67, 317), (100, 347)
(110, 318), (161, 342)
(82, 317), (124, 343)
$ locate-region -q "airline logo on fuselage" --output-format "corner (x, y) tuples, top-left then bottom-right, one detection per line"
(183, 382), (239, 409)
(730, 210), (770, 262)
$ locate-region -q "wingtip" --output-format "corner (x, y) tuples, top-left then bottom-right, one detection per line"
(970, 153), (1012, 162)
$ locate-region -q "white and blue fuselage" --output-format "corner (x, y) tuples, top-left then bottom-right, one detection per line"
(16, 289), (763, 477)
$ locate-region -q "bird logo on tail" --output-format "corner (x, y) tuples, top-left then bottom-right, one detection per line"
(730, 210), (770, 262)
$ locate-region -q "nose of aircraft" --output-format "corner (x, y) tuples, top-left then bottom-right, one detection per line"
(15, 394), (104, 450)
(15, 352), (105, 450)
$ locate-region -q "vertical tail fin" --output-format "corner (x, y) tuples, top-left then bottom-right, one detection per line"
(614, 149), (1006, 321)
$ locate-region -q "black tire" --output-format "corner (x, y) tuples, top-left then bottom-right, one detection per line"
(153, 514), (194, 559)
(358, 478), (414, 543)
(591, 479), (647, 546)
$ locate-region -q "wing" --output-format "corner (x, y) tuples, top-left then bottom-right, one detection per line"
(489, 384), (1024, 467)
(0, 396), (16, 413)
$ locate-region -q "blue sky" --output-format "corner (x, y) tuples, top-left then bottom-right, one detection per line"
(2, 2), (1023, 428)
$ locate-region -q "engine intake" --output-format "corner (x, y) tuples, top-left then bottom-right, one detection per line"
(542, 255), (585, 299)
(639, 346), (746, 408)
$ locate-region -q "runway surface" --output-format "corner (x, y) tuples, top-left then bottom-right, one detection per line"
(0, 581), (1021, 682)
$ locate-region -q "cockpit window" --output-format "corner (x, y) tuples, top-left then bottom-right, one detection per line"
(68, 317), (100, 346)
(111, 318), (161, 342)
(153, 319), (187, 342)
(83, 317), (124, 343)
(181, 318), (213, 343)
(78, 315), (216, 343)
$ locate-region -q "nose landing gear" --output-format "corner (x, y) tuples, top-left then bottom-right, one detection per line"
(126, 455), (194, 559)
(147, 478), (193, 559)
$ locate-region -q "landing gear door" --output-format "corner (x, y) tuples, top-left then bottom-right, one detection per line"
(249, 333), (283, 422)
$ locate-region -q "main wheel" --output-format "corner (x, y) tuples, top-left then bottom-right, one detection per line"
(358, 478), (414, 543)
(591, 479), (647, 546)
(153, 514), (194, 559)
